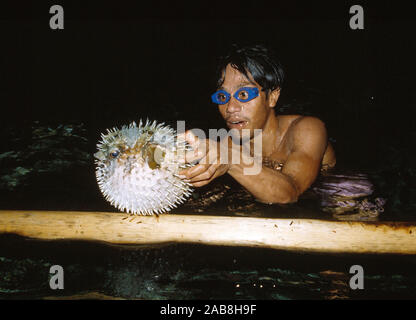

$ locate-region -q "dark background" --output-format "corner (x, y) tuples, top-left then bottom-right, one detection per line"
(1, 0), (415, 217)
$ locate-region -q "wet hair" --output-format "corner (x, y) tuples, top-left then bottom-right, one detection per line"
(216, 44), (285, 96)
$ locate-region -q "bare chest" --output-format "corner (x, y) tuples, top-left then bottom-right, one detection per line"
(262, 130), (293, 170)
(262, 144), (291, 171)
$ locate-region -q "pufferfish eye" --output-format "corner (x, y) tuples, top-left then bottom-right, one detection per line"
(110, 150), (120, 158)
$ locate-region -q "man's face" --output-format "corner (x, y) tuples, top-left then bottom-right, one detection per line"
(217, 64), (275, 138)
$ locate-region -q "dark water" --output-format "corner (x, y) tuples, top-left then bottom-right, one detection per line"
(1, 235), (416, 300)
(1, 2), (416, 299)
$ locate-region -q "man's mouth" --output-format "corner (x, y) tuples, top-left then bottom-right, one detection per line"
(226, 119), (248, 129)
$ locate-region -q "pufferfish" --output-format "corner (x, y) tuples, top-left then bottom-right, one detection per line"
(94, 119), (193, 215)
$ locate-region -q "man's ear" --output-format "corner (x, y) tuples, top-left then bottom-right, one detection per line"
(268, 88), (281, 108)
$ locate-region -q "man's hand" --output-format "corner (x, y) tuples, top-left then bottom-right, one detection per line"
(178, 130), (230, 187)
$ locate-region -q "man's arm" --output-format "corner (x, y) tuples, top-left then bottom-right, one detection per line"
(227, 116), (328, 203)
(179, 116), (328, 204)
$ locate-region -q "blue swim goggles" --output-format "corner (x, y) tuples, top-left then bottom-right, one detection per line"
(211, 87), (259, 105)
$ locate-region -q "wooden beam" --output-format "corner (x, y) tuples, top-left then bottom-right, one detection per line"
(0, 210), (415, 254)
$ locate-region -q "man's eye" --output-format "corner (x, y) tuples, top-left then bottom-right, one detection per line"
(238, 90), (249, 100)
(218, 94), (227, 101)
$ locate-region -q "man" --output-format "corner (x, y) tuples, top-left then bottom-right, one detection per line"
(179, 45), (336, 204)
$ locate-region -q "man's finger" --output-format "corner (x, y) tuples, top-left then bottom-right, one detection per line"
(184, 149), (205, 164)
(190, 164), (217, 183)
(192, 180), (211, 187)
(177, 130), (199, 148)
(180, 162), (209, 180)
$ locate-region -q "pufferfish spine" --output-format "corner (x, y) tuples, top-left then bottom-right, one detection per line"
(94, 119), (193, 215)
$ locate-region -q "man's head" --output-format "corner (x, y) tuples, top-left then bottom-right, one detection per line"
(213, 44), (284, 135)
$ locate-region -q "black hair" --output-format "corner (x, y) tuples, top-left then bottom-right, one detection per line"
(216, 44), (285, 96)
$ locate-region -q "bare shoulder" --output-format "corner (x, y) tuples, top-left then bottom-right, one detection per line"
(286, 116), (328, 155)
(277, 114), (325, 129)
(276, 115), (335, 169)
(292, 115), (325, 129)
(290, 116), (327, 138)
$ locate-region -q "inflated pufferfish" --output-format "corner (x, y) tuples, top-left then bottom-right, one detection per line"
(94, 119), (193, 215)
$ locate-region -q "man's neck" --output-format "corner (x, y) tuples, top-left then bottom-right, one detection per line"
(248, 112), (279, 157)
(261, 112), (279, 157)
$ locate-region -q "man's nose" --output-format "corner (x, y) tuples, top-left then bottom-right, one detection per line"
(226, 96), (242, 113)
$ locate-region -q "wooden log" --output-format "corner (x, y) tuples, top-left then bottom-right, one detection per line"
(0, 210), (415, 254)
